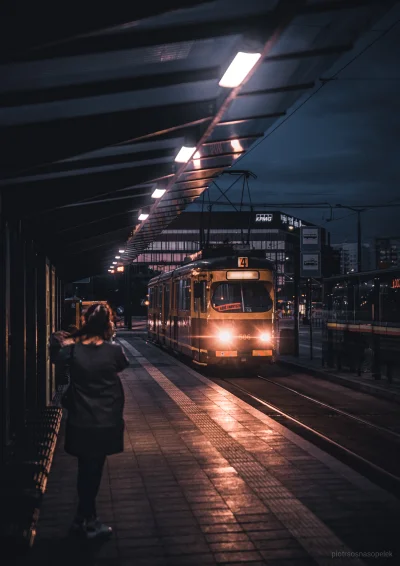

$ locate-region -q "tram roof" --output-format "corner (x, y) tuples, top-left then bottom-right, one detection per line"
(0, 1), (394, 280)
(148, 252), (275, 285)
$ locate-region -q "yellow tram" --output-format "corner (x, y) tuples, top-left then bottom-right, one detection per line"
(147, 248), (276, 368)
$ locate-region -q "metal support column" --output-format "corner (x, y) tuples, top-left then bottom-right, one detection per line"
(25, 240), (38, 414)
(36, 252), (48, 407)
(9, 220), (27, 436)
(0, 198), (11, 462)
(308, 278), (313, 361)
(357, 211), (362, 273)
(124, 265), (132, 329)
(293, 240), (300, 357)
(372, 277), (381, 380)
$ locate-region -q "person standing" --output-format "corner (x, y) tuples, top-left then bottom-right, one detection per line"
(57, 303), (129, 539)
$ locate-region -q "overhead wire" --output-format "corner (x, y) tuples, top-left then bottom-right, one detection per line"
(230, 15), (400, 168)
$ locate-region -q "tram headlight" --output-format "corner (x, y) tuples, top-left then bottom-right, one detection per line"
(259, 332), (270, 342)
(218, 330), (233, 343)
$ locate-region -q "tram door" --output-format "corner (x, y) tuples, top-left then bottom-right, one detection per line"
(173, 281), (178, 344)
(163, 284), (170, 345)
(157, 285), (163, 342)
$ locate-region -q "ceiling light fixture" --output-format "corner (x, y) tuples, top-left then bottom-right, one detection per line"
(115, 255), (120, 259)
(151, 188), (166, 199)
(138, 212), (149, 221)
(231, 139), (243, 152)
(119, 249), (125, 253)
(175, 146), (196, 163)
(113, 261), (117, 264)
(219, 52), (261, 88)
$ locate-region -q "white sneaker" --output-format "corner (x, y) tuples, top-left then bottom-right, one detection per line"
(85, 518), (113, 540)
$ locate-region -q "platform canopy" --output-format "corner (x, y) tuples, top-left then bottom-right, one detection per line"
(0, 0), (394, 280)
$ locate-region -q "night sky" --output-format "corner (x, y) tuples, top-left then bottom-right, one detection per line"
(198, 4), (400, 245)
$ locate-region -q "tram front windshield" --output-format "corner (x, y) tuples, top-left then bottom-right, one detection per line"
(212, 282), (273, 313)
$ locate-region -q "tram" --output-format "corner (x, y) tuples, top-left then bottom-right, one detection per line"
(322, 267), (400, 377)
(147, 247), (276, 368)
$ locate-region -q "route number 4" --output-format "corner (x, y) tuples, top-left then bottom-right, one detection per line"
(238, 257), (248, 268)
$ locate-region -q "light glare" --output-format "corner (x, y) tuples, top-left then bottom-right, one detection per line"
(175, 146), (196, 163)
(219, 52), (261, 88)
(218, 330), (233, 343)
(260, 332), (270, 342)
(151, 188), (166, 199)
(138, 213), (149, 221)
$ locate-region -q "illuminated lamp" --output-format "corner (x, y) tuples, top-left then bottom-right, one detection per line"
(151, 188), (166, 199)
(175, 146), (196, 163)
(138, 209), (149, 221)
(227, 271), (259, 280)
(219, 52), (261, 88)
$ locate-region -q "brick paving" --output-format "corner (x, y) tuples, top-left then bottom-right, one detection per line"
(12, 334), (400, 566)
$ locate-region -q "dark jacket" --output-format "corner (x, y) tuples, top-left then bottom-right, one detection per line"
(58, 341), (129, 457)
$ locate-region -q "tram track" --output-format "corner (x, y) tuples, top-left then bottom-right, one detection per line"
(214, 373), (400, 498)
(257, 375), (400, 441)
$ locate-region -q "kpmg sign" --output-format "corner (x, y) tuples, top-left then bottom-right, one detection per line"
(254, 213), (303, 227)
(255, 213), (273, 222)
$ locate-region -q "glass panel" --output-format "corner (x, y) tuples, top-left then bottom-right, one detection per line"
(212, 282), (273, 313)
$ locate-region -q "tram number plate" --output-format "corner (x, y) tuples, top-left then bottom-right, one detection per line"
(238, 257), (249, 268)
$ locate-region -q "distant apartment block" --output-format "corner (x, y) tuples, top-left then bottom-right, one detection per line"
(332, 242), (373, 274)
(376, 237), (400, 269)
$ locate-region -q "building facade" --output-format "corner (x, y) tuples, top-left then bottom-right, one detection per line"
(376, 237), (400, 269)
(331, 242), (373, 274)
(134, 211), (332, 296)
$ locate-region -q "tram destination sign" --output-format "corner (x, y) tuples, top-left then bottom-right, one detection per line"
(300, 252), (321, 278)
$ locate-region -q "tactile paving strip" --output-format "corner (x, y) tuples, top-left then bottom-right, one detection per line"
(119, 338), (365, 566)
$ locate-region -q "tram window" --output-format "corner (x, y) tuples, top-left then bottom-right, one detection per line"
(165, 285), (170, 318)
(172, 282), (177, 310)
(158, 286), (163, 310)
(178, 279), (191, 311)
(212, 282), (273, 313)
(148, 288), (153, 308)
(194, 281), (207, 313)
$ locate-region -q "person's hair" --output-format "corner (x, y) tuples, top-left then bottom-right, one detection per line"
(68, 324), (79, 334)
(75, 303), (113, 341)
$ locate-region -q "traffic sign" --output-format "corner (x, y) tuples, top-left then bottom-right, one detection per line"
(300, 252), (321, 278)
(301, 227), (321, 251)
